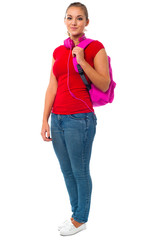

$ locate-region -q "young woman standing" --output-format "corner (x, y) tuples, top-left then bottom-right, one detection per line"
(41, 2), (110, 236)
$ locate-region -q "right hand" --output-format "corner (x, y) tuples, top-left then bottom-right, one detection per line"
(41, 121), (52, 142)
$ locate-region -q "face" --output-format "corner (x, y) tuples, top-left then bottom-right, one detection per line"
(65, 7), (89, 38)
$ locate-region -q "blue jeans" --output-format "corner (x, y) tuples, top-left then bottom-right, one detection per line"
(51, 112), (97, 223)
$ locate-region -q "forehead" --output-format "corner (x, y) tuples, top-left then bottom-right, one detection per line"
(66, 6), (85, 16)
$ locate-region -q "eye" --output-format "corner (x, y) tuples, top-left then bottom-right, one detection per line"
(78, 17), (83, 21)
(67, 17), (72, 20)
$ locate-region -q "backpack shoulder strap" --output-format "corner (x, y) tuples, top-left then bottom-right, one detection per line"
(73, 39), (94, 72)
(77, 38), (94, 48)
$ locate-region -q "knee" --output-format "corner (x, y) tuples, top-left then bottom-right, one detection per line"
(73, 170), (90, 180)
(61, 168), (74, 179)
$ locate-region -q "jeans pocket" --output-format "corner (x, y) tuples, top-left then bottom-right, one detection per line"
(68, 113), (87, 120)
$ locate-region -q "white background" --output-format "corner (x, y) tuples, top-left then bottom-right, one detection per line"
(0, 0), (160, 239)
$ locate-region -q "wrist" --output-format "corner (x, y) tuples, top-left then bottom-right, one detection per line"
(42, 116), (49, 124)
(79, 59), (87, 67)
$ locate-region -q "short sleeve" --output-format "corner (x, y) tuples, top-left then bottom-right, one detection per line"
(52, 45), (64, 59)
(53, 48), (57, 59)
(86, 40), (105, 59)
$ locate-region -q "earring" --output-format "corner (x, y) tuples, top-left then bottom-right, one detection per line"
(67, 31), (70, 37)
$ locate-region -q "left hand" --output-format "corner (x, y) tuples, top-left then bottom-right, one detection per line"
(72, 46), (85, 65)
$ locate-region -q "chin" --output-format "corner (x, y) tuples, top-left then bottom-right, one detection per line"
(70, 32), (83, 37)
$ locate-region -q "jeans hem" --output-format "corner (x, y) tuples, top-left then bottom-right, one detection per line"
(72, 215), (88, 223)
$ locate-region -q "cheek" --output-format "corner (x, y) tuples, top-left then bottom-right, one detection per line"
(66, 23), (71, 29)
(79, 22), (86, 28)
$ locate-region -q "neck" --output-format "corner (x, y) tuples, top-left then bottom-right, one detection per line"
(70, 33), (84, 45)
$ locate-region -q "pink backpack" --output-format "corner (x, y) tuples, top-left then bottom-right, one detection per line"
(72, 39), (116, 107)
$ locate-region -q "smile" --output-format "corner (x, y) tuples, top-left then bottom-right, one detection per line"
(70, 27), (78, 30)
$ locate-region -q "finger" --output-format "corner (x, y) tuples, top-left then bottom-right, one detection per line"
(72, 48), (77, 55)
(42, 134), (52, 142)
(41, 130), (47, 141)
(47, 128), (52, 141)
(46, 125), (50, 138)
(72, 51), (76, 58)
(41, 130), (51, 141)
(46, 136), (52, 141)
(45, 137), (52, 142)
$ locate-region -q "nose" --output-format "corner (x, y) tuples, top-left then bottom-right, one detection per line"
(71, 18), (77, 25)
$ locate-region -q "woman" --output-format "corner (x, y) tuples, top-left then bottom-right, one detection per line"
(41, 2), (110, 236)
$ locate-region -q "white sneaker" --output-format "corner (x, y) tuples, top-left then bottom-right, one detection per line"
(60, 222), (86, 236)
(58, 220), (71, 231)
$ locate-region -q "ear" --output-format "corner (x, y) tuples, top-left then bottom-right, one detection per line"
(64, 18), (67, 26)
(85, 19), (89, 27)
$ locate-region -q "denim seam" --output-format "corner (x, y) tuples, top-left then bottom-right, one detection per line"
(83, 115), (91, 222)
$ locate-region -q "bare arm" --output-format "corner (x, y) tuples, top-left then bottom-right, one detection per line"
(41, 58), (58, 141)
(72, 47), (111, 92)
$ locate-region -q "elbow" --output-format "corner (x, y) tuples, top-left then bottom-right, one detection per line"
(101, 77), (111, 93)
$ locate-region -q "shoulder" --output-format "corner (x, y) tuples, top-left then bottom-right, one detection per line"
(88, 40), (105, 49)
(53, 45), (66, 59)
(85, 39), (105, 58)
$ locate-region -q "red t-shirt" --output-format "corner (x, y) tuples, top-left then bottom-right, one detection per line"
(51, 40), (104, 114)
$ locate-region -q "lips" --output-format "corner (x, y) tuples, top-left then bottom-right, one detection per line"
(70, 27), (78, 30)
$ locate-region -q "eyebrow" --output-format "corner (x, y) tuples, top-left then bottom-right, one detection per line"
(67, 14), (84, 17)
